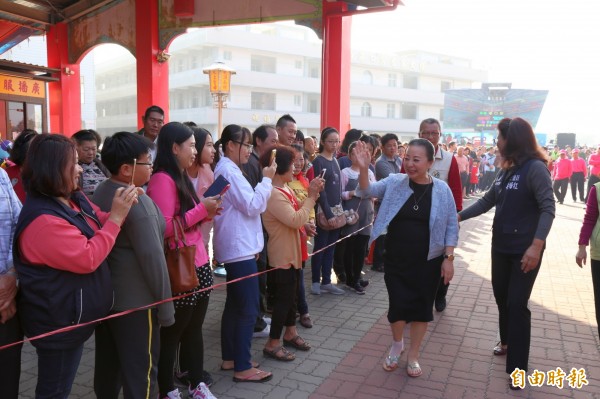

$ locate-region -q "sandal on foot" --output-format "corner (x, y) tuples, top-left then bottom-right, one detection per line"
(493, 342), (507, 356)
(283, 335), (311, 351)
(407, 361), (422, 378)
(220, 360), (260, 371)
(232, 369), (273, 383)
(263, 346), (295, 361)
(382, 355), (400, 372)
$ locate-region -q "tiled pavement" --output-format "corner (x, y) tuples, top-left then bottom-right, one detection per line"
(18, 196), (600, 398)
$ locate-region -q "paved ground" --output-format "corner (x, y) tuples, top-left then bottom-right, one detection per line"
(18, 195), (600, 398)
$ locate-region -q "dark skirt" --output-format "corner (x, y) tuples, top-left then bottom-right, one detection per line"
(384, 255), (443, 323)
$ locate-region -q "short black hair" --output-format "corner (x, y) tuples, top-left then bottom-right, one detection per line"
(252, 124), (275, 146)
(144, 105), (165, 119)
(72, 129), (102, 146)
(408, 138), (435, 162)
(276, 114), (296, 128)
(381, 133), (399, 147)
(101, 132), (154, 175)
(295, 130), (305, 142)
(9, 129), (37, 166)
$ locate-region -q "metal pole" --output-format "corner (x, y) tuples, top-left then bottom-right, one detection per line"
(217, 94), (223, 139)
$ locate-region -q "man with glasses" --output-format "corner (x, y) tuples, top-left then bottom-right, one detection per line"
(418, 118), (462, 312)
(137, 105), (165, 162)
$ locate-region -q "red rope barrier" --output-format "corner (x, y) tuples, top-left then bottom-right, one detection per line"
(0, 221), (374, 351)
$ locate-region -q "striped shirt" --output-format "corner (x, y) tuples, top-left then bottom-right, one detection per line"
(0, 168), (22, 273)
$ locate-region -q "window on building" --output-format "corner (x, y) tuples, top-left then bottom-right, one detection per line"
(402, 103), (418, 119)
(308, 96), (319, 113)
(403, 75), (418, 89)
(251, 55), (276, 73)
(191, 56), (198, 70)
(361, 102), (372, 117)
(251, 92), (276, 110)
(191, 93), (200, 108)
(363, 71), (373, 85)
(177, 59), (185, 73)
(223, 50), (232, 61)
(388, 73), (397, 87)
(387, 104), (396, 119)
(295, 60), (303, 69)
(441, 81), (451, 92)
(308, 63), (320, 78)
(294, 95), (301, 106)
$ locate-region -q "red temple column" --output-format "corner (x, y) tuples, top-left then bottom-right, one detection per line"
(47, 23), (81, 136)
(320, 1), (352, 134)
(135, 0), (169, 128)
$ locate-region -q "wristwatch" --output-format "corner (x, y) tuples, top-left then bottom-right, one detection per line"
(444, 253), (455, 261)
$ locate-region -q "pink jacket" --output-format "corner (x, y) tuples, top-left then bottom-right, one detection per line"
(589, 154), (600, 176)
(147, 172), (209, 267)
(552, 158), (572, 180)
(571, 158), (587, 176)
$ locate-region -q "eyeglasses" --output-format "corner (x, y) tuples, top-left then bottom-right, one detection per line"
(136, 162), (153, 166)
(234, 141), (253, 150)
(420, 132), (441, 138)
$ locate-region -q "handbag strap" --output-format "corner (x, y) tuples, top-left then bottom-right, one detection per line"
(171, 217), (188, 247)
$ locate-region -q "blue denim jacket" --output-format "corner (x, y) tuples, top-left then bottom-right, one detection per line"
(356, 173), (459, 260)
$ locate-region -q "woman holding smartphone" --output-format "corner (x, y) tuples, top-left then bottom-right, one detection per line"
(213, 124), (277, 383)
(310, 127), (345, 295)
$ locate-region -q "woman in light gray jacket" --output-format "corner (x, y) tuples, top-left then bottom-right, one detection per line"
(354, 138), (459, 378)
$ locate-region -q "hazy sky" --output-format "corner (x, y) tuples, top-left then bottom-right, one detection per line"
(350, 0), (599, 145)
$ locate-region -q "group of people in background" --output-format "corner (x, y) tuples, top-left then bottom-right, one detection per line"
(0, 107), (599, 397)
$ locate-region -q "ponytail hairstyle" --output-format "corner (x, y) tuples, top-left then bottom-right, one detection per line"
(214, 124), (251, 166)
(317, 126), (339, 153)
(153, 122), (200, 226)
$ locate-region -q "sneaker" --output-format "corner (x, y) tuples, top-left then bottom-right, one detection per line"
(321, 283), (345, 295)
(163, 388), (182, 399)
(352, 283), (366, 295)
(252, 324), (270, 338)
(311, 282), (321, 295)
(189, 382), (217, 399)
(358, 279), (370, 288)
(262, 316), (272, 325)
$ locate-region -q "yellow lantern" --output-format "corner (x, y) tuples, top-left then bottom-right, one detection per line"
(203, 61), (236, 139)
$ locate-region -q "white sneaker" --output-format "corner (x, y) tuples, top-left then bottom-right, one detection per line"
(164, 388), (182, 399)
(262, 316), (272, 325)
(321, 283), (345, 295)
(252, 324), (270, 338)
(311, 282), (321, 295)
(189, 382), (217, 399)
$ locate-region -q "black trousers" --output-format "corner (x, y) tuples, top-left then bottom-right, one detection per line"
(491, 249), (542, 374)
(553, 178), (569, 203)
(0, 315), (22, 399)
(269, 268), (299, 339)
(333, 239), (347, 277)
(592, 259), (600, 335)
(94, 309), (160, 399)
(158, 298), (209, 395)
(373, 234), (386, 270)
(343, 234), (369, 286)
(570, 172), (585, 202)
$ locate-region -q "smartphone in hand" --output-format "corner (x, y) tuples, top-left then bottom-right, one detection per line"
(319, 168), (327, 179)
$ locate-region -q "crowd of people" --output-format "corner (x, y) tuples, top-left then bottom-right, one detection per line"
(0, 107), (599, 397)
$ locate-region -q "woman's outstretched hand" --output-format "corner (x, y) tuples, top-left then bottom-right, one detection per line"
(352, 141), (372, 170)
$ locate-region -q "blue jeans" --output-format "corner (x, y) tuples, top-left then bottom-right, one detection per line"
(36, 344), (84, 399)
(221, 258), (259, 372)
(311, 227), (340, 285)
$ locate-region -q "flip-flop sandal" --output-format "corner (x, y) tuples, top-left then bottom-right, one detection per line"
(382, 355), (400, 372)
(232, 369), (273, 383)
(283, 335), (311, 351)
(220, 360), (260, 371)
(407, 361), (422, 378)
(263, 346), (295, 361)
(382, 340), (404, 372)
